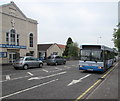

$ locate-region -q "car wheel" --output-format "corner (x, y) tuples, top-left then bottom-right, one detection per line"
(55, 62), (58, 66)
(14, 67), (18, 70)
(23, 65), (28, 70)
(47, 63), (50, 66)
(39, 63), (43, 68)
(63, 61), (66, 65)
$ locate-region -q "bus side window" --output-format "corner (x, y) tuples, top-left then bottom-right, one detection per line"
(104, 51), (108, 60)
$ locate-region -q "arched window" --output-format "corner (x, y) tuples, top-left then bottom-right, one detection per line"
(10, 29), (16, 45)
(29, 33), (33, 47)
(6, 29), (19, 45)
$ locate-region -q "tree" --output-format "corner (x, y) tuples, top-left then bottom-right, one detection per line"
(113, 28), (120, 52)
(63, 37), (79, 57)
(63, 37), (73, 56)
(68, 42), (79, 57)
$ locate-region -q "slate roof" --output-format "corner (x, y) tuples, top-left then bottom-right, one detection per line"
(38, 44), (53, 51)
(38, 43), (66, 51)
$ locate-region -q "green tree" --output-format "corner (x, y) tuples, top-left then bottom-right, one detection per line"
(63, 37), (73, 56)
(113, 28), (120, 52)
(68, 42), (79, 57)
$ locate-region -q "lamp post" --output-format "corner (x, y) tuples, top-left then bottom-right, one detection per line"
(97, 36), (101, 44)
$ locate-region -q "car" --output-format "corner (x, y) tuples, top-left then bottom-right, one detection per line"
(46, 55), (66, 66)
(38, 57), (46, 63)
(13, 56), (43, 70)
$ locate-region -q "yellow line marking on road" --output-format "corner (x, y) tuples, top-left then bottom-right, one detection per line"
(101, 63), (118, 79)
(75, 62), (118, 101)
(75, 79), (101, 101)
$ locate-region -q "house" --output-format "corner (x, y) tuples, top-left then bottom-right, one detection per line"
(37, 43), (66, 58)
(0, 2), (38, 64)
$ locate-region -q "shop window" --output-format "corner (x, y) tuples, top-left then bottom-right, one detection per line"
(0, 52), (7, 58)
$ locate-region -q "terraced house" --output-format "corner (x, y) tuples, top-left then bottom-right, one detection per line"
(0, 2), (38, 64)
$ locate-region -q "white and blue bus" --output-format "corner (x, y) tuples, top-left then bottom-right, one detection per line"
(79, 44), (116, 73)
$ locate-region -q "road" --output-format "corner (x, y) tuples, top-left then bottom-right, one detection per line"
(1, 60), (119, 100)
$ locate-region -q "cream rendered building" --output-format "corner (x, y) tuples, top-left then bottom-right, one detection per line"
(0, 2), (38, 64)
(38, 43), (66, 58)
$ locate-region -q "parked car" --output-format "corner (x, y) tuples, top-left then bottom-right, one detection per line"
(38, 57), (46, 63)
(46, 55), (66, 66)
(13, 56), (43, 70)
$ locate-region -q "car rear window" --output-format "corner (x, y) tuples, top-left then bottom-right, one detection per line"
(16, 57), (24, 61)
(48, 56), (55, 59)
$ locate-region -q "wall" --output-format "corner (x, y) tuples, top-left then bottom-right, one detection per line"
(47, 44), (62, 57)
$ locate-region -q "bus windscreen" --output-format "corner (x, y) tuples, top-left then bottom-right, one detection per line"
(80, 50), (103, 62)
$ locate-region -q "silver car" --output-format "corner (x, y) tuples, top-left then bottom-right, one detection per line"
(13, 56), (43, 70)
(46, 55), (66, 66)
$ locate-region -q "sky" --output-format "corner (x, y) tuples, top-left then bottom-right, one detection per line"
(0, 0), (119, 48)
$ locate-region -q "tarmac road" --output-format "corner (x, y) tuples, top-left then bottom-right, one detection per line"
(1, 60), (119, 100)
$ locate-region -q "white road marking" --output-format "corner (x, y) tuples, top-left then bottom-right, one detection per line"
(64, 66), (71, 69)
(42, 69), (49, 72)
(0, 79), (58, 100)
(27, 72), (34, 76)
(6, 75), (10, 80)
(55, 67), (63, 70)
(28, 71), (67, 81)
(0, 75), (30, 83)
(67, 74), (91, 86)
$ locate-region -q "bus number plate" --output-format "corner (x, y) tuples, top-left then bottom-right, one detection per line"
(87, 69), (93, 71)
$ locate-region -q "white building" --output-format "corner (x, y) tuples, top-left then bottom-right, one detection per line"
(0, 2), (38, 64)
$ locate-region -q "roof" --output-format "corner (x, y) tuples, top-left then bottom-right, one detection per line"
(38, 43), (66, 51)
(38, 44), (53, 51)
(1, 1), (27, 18)
(0, 1), (38, 24)
(80, 44), (114, 52)
(57, 44), (66, 49)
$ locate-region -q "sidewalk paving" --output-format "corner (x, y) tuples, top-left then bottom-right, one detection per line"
(86, 62), (119, 100)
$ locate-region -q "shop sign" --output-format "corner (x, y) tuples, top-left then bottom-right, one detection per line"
(0, 52), (7, 58)
(0, 44), (26, 49)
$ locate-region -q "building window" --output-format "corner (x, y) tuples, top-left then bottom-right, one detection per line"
(6, 32), (9, 44)
(17, 34), (19, 45)
(6, 29), (19, 45)
(10, 29), (16, 45)
(29, 33), (33, 47)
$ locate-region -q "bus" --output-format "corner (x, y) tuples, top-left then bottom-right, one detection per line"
(79, 44), (116, 73)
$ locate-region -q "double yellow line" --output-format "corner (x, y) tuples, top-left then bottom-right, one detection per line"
(75, 62), (118, 101)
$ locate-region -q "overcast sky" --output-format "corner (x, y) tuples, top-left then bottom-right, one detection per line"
(0, 0), (119, 48)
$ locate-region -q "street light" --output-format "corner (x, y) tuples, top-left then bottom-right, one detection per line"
(97, 36), (102, 44)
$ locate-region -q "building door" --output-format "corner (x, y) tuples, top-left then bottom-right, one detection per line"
(9, 53), (17, 63)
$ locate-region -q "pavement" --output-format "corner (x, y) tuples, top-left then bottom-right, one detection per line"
(85, 61), (119, 100)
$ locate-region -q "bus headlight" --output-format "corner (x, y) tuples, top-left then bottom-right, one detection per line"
(98, 67), (103, 69)
(79, 65), (83, 67)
